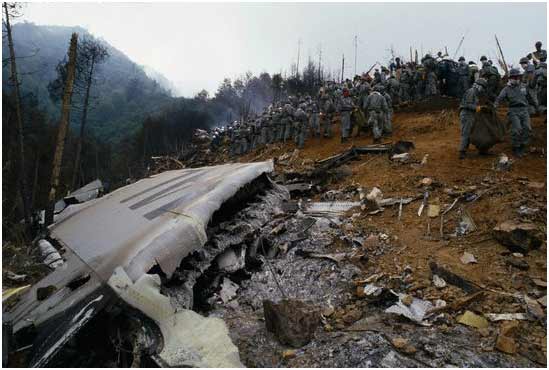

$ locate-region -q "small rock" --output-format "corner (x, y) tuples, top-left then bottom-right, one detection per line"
(322, 306), (335, 317)
(420, 177), (433, 187)
(432, 274), (447, 288)
(342, 309), (362, 324)
(282, 349), (297, 360)
(512, 252), (524, 258)
(392, 337), (416, 354)
(537, 295), (547, 307)
(460, 252), (477, 264)
(263, 299), (320, 347)
(493, 221), (543, 253)
(363, 234), (380, 249)
(457, 310), (489, 329)
(495, 335), (517, 354)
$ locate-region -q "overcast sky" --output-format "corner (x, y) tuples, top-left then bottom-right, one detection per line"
(18, 1), (547, 97)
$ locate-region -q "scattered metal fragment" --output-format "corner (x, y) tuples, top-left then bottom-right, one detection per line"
(302, 201), (360, 216)
(385, 292), (434, 325)
(417, 191), (429, 216)
(485, 313), (528, 322)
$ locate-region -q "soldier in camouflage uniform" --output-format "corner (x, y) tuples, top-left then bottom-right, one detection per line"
(308, 97), (320, 137)
(339, 87), (354, 142)
(378, 85), (393, 136)
(494, 68), (535, 157)
(363, 85), (389, 143)
(533, 41), (547, 67)
(479, 59), (501, 102)
(520, 56), (539, 114)
(282, 102), (295, 143)
(458, 78), (487, 159)
(386, 73), (400, 105)
(399, 66), (413, 103)
(534, 60), (547, 113)
(457, 57), (470, 98)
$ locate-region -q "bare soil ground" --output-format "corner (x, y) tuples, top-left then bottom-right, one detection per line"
(236, 105), (547, 366)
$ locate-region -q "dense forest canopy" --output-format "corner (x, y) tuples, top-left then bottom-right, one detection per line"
(2, 21), (328, 234)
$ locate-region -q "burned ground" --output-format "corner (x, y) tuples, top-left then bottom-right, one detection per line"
(2, 101), (547, 367)
(218, 104), (546, 367)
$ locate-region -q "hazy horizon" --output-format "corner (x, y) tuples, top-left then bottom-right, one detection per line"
(17, 2), (547, 97)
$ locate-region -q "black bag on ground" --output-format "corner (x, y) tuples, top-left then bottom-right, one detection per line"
(470, 107), (506, 153)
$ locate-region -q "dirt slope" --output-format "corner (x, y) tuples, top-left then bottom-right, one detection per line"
(237, 105), (547, 365)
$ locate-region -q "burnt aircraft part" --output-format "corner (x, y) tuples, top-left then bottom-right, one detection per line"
(4, 161), (274, 367)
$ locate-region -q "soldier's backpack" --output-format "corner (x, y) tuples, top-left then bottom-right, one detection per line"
(470, 107), (506, 153)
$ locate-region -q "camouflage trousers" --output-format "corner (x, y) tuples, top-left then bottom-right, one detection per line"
(385, 109), (393, 134)
(321, 113), (332, 137)
(340, 110), (352, 139)
(459, 109), (474, 152)
(310, 113), (320, 137)
(368, 110), (385, 140)
(283, 120), (293, 142)
(294, 121), (306, 149)
(508, 107), (531, 148)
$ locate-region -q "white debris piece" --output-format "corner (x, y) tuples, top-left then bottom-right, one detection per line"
(432, 274), (447, 288)
(460, 252), (478, 264)
(108, 267), (243, 368)
(362, 284), (383, 297)
(485, 313), (529, 322)
(219, 278), (239, 304)
(385, 292), (434, 325)
(216, 248), (246, 273)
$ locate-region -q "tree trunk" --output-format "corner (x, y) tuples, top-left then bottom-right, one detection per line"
(4, 2), (31, 228)
(71, 56), (95, 190)
(45, 33), (78, 226)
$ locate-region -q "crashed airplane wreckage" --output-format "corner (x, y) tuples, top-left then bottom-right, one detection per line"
(4, 161), (279, 367)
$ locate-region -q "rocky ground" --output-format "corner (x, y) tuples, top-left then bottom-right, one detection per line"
(208, 103), (547, 367)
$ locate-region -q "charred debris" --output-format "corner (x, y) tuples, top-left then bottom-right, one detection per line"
(2, 134), (545, 368)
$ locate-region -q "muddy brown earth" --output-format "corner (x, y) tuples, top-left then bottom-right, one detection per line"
(220, 105), (547, 367)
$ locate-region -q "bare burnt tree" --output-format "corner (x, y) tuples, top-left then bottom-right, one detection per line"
(45, 33), (78, 226)
(3, 2), (31, 228)
(70, 38), (109, 189)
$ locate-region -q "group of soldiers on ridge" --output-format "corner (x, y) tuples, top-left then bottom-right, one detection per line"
(205, 41), (546, 160)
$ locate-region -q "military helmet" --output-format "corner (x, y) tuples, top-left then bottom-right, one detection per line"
(536, 41), (542, 48)
(509, 68), (521, 77)
(520, 57), (529, 64)
(475, 78), (487, 88)
(458, 56), (465, 62)
(480, 55), (487, 62)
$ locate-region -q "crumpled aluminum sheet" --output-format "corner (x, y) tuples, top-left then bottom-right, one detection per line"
(50, 161), (274, 282)
(5, 161), (273, 367)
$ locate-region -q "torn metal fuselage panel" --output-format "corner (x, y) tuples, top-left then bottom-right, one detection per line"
(4, 161), (273, 367)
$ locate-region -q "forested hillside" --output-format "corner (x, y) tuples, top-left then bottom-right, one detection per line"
(2, 22), (175, 143)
